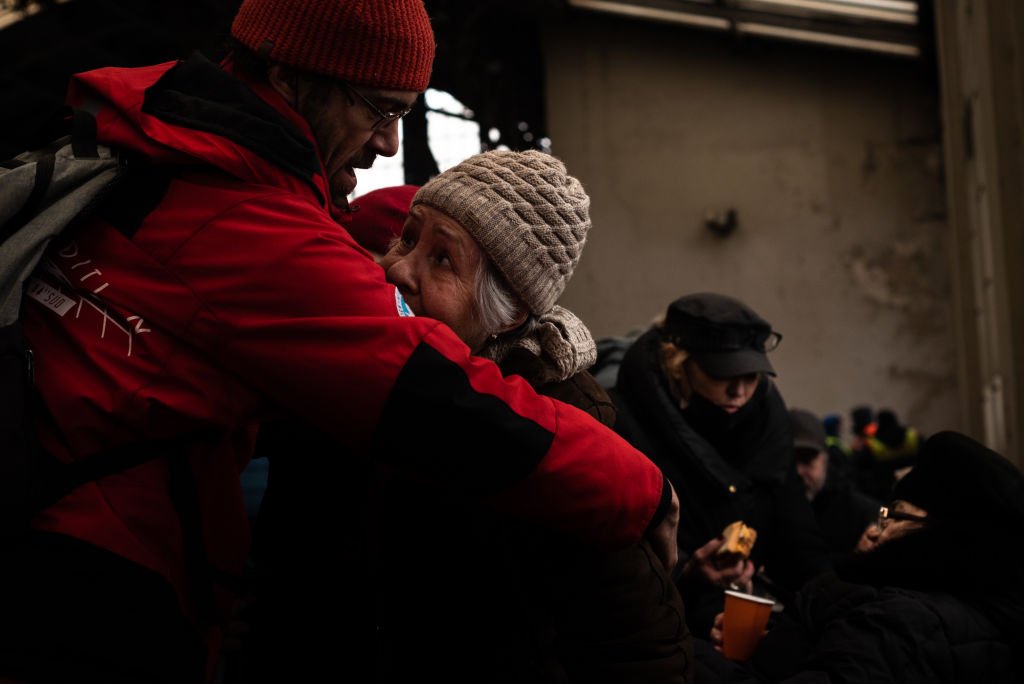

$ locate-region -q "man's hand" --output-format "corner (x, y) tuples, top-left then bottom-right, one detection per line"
(682, 537), (755, 591)
(647, 482), (680, 573)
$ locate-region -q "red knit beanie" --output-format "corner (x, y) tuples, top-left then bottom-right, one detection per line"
(347, 184), (419, 254)
(231, 0), (435, 91)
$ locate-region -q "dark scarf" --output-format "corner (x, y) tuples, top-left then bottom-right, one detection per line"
(836, 525), (1024, 649)
(680, 382), (766, 469)
(617, 329), (791, 488)
(680, 378), (792, 486)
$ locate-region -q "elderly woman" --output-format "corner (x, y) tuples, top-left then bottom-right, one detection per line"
(703, 431), (1024, 683)
(375, 150), (691, 683)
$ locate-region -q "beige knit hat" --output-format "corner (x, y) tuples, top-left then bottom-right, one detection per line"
(411, 150), (591, 316)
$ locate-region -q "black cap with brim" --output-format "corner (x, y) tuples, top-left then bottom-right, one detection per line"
(663, 293), (780, 377)
(691, 348), (775, 379)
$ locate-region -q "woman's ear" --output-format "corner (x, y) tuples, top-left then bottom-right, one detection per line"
(267, 64), (299, 106)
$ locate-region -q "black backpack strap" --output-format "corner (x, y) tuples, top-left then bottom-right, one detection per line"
(2, 108), (106, 243)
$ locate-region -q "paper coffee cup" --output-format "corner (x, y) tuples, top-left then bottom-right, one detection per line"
(722, 589), (775, 661)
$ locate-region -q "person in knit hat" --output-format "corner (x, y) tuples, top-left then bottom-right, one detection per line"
(851, 408), (922, 502)
(228, 0), (434, 214)
(376, 149), (692, 683)
(8, 1), (682, 682)
(704, 430), (1024, 683)
(388, 149), (597, 377)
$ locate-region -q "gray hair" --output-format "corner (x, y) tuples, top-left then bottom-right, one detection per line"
(475, 260), (532, 337)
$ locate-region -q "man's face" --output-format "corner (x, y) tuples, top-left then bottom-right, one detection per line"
(298, 81), (419, 213)
(795, 450), (828, 500)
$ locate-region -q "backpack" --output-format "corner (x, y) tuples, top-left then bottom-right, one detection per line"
(592, 334), (640, 390)
(0, 110), (220, 621)
(0, 110), (198, 536)
(0, 110), (125, 535)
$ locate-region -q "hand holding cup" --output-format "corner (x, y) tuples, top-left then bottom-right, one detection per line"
(720, 589), (774, 661)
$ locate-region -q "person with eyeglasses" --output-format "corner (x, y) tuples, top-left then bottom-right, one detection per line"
(7, 1), (681, 682)
(611, 293), (831, 639)
(853, 501), (929, 552)
(703, 430), (1024, 684)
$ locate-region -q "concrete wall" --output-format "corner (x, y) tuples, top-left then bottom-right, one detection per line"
(544, 14), (959, 436)
(934, 0), (1024, 465)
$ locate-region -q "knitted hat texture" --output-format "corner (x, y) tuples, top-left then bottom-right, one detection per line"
(412, 150), (591, 317)
(231, 0), (435, 90)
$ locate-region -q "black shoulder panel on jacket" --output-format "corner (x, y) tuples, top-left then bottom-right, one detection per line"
(94, 161), (172, 239)
(376, 343), (555, 492)
(141, 53), (321, 197)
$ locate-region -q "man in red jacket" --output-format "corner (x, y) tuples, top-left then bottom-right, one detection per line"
(6, 1), (678, 682)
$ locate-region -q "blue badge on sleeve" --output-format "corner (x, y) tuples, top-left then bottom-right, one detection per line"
(394, 288), (414, 317)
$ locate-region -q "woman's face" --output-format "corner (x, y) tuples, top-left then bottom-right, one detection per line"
(857, 499), (929, 552)
(380, 204), (491, 351)
(685, 359), (759, 414)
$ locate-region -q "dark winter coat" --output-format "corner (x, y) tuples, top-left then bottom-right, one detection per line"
(611, 328), (830, 635)
(376, 347), (693, 684)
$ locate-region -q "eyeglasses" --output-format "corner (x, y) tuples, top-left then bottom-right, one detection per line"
(877, 505), (928, 529)
(339, 81), (413, 130)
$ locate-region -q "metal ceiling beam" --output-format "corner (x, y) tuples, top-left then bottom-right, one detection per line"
(568, 0), (924, 57)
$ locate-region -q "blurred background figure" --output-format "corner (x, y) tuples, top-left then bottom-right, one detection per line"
(822, 413), (852, 463)
(854, 407), (923, 502)
(344, 184), (419, 261)
(869, 409), (923, 464)
(790, 408), (878, 561)
(849, 405), (876, 451)
(611, 292), (830, 638)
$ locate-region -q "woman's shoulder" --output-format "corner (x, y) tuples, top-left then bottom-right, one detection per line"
(501, 349), (615, 426)
(542, 370), (616, 427)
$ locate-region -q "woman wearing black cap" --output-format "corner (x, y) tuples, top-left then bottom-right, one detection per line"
(612, 293), (831, 636)
(706, 430), (1024, 683)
